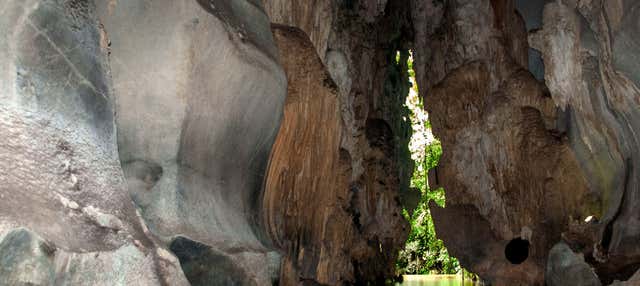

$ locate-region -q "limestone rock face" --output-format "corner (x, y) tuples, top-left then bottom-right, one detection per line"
(530, 1), (640, 282)
(264, 25), (351, 285)
(263, 1), (415, 284)
(96, 0), (286, 284)
(3, 0), (640, 285)
(411, 1), (587, 284)
(0, 1), (187, 284)
(546, 243), (601, 286)
(412, 0), (640, 285)
(0, 228), (191, 286)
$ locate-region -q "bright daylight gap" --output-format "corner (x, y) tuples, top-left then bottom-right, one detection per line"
(394, 51), (482, 285)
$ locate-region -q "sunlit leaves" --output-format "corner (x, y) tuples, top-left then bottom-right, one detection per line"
(396, 53), (459, 275)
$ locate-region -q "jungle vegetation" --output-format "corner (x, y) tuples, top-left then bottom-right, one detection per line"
(395, 55), (460, 275)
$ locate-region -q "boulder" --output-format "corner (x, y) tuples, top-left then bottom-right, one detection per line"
(546, 242), (601, 286)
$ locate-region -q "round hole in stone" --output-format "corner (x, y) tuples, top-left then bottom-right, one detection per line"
(505, 238), (529, 264)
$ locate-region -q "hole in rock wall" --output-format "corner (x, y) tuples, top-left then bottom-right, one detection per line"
(505, 238), (530, 264)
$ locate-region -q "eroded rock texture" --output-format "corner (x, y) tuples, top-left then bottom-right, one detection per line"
(1, 0), (285, 284)
(264, 25), (350, 285)
(263, 1), (415, 284)
(546, 242), (601, 286)
(0, 1), (187, 284)
(530, 1), (640, 283)
(3, 0), (640, 285)
(412, 0), (640, 285)
(96, 0), (286, 285)
(412, 1), (590, 283)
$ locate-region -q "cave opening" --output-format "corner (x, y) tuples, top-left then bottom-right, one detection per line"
(395, 51), (468, 279)
(505, 238), (530, 265)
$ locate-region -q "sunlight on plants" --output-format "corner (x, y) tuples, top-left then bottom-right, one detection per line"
(395, 52), (459, 275)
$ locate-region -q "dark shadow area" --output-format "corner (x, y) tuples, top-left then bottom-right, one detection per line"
(170, 236), (248, 286)
(505, 238), (530, 264)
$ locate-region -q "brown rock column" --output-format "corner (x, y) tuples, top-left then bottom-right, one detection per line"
(265, 25), (352, 285)
(264, 10), (413, 282)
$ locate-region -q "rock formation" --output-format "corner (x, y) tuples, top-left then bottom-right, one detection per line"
(1, 0), (639, 285)
(0, 1), (188, 284)
(264, 25), (351, 285)
(412, 0), (640, 285)
(262, 1), (419, 284)
(531, 1), (640, 283)
(96, 0), (285, 284)
(412, 0), (590, 284)
(546, 242), (601, 286)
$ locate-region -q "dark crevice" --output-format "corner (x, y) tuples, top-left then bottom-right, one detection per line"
(169, 237), (249, 286)
(347, 183), (363, 232)
(505, 238), (530, 264)
(601, 158), (632, 250)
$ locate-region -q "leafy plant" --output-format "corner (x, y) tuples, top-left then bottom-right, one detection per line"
(396, 53), (460, 275)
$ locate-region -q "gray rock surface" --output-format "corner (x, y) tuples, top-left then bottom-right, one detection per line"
(1, 0), (285, 284)
(0, 1), (187, 284)
(96, 0), (286, 284)
(1, 0), (131, 253)
(0, 228), (188, 286)
(530, 0), (640, 281)
(3, 0), (640, 284)
(546, 242), (601, 286)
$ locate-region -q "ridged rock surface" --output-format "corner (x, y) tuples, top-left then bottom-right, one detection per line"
(412, 0), (640, 285)
(411, 1), (590, 284)
(2, 0), (640, 285)
(263, 1), (415, 284)
(264, 25), (351, 285)
(0, 1), (188, 284)
(530, 1), (640, 283)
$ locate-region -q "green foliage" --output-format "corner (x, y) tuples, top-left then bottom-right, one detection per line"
(396, 53), (461, 275)
(396, 140), (459, 275)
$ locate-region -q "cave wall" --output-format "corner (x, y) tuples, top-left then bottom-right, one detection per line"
(1, 0), (286, 285)
(2, 0), (640, 285)
(411, 0), (640, 285)
(262, 0), (416, 284)
(411, 1), (586, 284)
(264, 25), (351, 285)
(95, 0), (286, 285)
(0, 0), (188, 284)
(530, 0), (640, 283)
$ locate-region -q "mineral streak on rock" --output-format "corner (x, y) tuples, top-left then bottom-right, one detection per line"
(264, 24), (354, 285)
(2, 0), (640, 285)
(263, 1), (415, 284)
